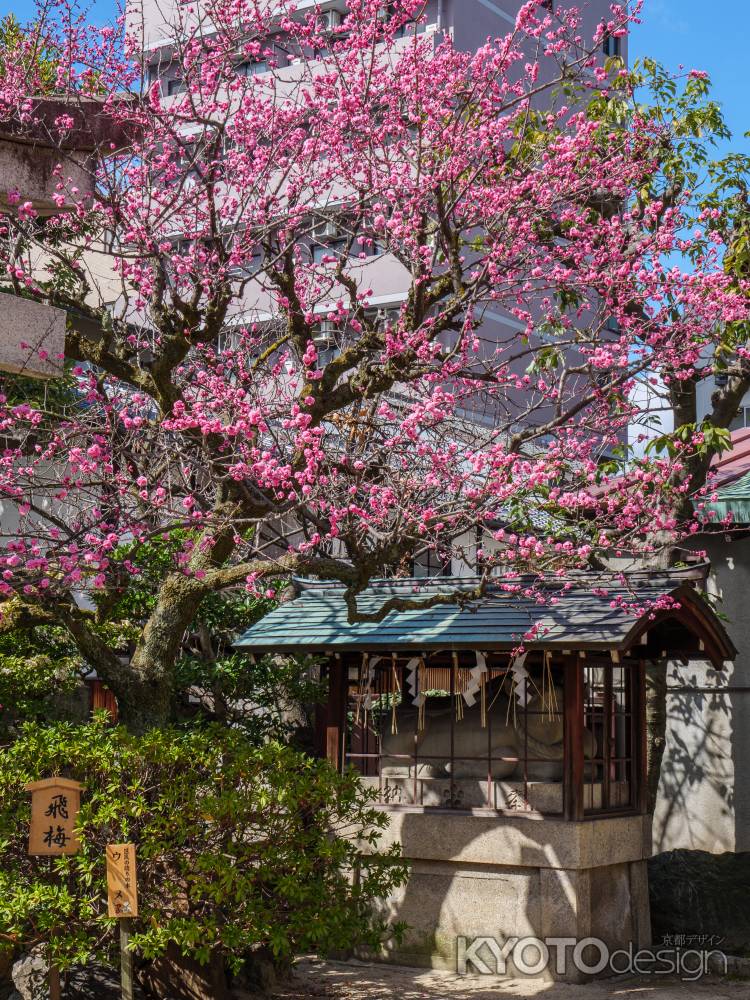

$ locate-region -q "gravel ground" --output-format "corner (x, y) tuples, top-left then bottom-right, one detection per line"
(267, 958), (750, 1000)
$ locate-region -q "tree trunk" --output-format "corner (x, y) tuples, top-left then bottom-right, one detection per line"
(55, 607), (174, 732)
(113, 573), (208, 731)
(113, 670), (174, 733)
(138, 943), (230, 1000)
(645, 659), (668, 813)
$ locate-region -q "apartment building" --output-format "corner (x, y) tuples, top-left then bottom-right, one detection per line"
(123, 0), (626, 570)
(132, 0), (621, 60)
(128, 0), (623, 365)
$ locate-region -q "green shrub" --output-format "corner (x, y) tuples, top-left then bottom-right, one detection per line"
(0, 716), (407, 974)
(0, 608), (83, 734)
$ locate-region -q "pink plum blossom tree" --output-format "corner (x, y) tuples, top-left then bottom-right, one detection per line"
(0, 0), (747, 729)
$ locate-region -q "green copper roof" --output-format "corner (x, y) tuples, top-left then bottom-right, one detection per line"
(234, 570), (734, 665)
(704, 471), (750, 525)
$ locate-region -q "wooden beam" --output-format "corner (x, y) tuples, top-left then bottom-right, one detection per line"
(634, 658), (649, 815)
(563, 655), (585, 821)
(325, 656), (346, 771)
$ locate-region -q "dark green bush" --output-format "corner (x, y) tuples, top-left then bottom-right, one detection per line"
(0, 716), (406, 974)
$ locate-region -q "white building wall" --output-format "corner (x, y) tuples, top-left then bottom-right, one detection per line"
(654, 534), (750, 854)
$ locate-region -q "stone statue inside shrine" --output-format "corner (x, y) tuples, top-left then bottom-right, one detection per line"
(380, 683), (596, 782)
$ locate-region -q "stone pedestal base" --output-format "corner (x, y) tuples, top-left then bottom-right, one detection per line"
(364, 810), (652, 983)
(363, 775), (630, 811)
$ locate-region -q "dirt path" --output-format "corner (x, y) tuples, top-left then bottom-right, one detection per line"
(269, 958), (749, 1000)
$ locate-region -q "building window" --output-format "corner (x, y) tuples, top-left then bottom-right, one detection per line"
(316, 9), (344, 34)
(236, 59), (268, 77)
(602, 32), (621, 59)
(167, 77), (187, 97)
(356, 235), (385, 257)
(411, 546), (452, 578)
(394, 21), (427, 38)
(145, 64), (161, 89)
(178, 139), (203, 182)
(582, 660), (636, 814)
(364, 306), (401, 332)
(311, 218), (348, 263)
(227, 248), (264, 279)
(729, 406), (750, 431)
(312, 239), (347, 264)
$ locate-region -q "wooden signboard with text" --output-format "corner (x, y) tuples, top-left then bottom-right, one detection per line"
(25, 778), (83, 856)
(106, 843), (139, 918)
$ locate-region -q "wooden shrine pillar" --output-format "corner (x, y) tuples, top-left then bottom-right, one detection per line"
(634, 657), (649, 814)
(325, 655), (347, 771)
(563, 654), (585, 821)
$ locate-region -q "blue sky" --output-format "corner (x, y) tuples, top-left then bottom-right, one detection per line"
(7, 0), (748, 152)
(631, 0), (750, 156)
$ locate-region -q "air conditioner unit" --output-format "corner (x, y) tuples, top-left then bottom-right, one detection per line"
(313, 219), (340, 240)
(312, 320), (337, 346)
(320, 9), (343, 32)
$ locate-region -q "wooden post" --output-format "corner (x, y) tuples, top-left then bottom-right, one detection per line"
(106, 844), (138, 999)
(48, 962), (61, 1000)
(635, 658), (649, 814)
(603, 664), (613, 811)
(325, 656), (346, 771)
(120, 919), (134, 1000)
(314, 699), (327, 759)
(563, 655), (585, 821)
(25, 780), (84, 1000)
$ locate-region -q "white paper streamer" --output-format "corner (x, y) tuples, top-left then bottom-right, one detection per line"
(462, 650), (488, 706)
(361, 653), (383, 711)
(510, 651), (531, 706)
(405, 655), (424, 707)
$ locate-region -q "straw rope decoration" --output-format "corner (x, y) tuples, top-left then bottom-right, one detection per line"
(543, 650), (559, 719)
(494, 652), (542, 728)
(355, 652), (383, 728)
(418, 657), (427, 732)
(391, 654), (401, 735)
(453, 652), (464, 721)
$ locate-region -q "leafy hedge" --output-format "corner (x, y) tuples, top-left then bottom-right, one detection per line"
(0, 717), (407, 974)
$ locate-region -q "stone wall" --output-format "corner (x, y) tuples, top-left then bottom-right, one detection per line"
(363, 811), (652, 981)
(649, 850), (750, 955)
(0, 293), (66, 379)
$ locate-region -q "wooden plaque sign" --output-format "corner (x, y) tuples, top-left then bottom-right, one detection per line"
(106, 844), (139, 918)
(25, 778), (83, 856)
